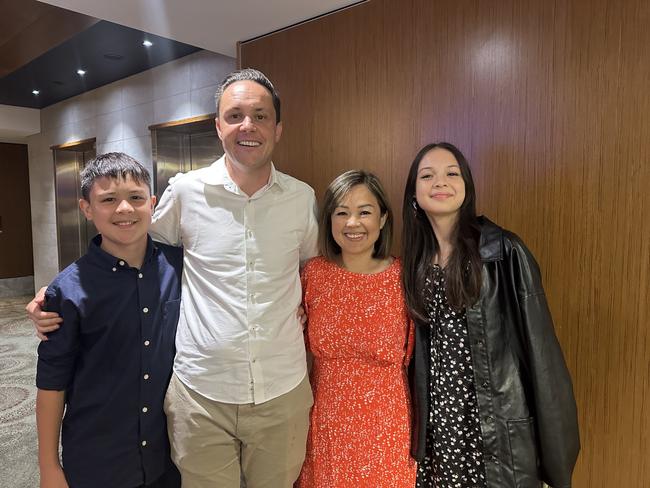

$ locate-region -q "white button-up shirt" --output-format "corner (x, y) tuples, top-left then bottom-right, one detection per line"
(150, 156), (318, 404)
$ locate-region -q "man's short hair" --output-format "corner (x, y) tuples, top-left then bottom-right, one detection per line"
(80, 152), (151, 200)
(214, 68), (281, 123)
(319, 170), (394, 261)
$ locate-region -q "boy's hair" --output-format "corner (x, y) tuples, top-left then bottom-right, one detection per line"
(80, 152), (151, 200)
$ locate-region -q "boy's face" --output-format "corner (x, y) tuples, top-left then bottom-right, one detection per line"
(79, 175), (155, 257)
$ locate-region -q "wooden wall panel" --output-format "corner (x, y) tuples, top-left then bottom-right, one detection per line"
(0, 143), (34, 278)
(241, 0), (650, 485)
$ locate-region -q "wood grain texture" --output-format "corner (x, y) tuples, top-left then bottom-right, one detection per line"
(0, 143), (33, 278)
(241, 0), (650, 485)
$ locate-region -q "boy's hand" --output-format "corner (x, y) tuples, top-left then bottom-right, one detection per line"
(26, 287), (62, 341)
(40, 464), (69, 488)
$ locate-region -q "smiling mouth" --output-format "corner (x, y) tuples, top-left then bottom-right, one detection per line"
(237, 141), (261, 147)
(344, 233), (365, 240)
(114, 221), (137, 226)
(432, 194), (452, 199)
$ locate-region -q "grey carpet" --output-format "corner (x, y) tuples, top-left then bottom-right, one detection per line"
(0, 296), (40, 487)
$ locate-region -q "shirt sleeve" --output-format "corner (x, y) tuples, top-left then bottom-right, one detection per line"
(36, 286), (81, 391)
(509, 236), (580, 488)
(299, 190), (319, 266)
(150, 175), (182, 246)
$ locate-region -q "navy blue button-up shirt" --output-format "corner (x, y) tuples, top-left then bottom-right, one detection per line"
(37, 235), (182, 488)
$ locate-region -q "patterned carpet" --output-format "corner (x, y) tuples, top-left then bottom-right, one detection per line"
(0, 296), (40, 487)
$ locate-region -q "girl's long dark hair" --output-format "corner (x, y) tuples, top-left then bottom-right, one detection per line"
(401, 142), (483, 325)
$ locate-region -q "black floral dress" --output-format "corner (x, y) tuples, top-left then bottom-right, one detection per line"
(415, 265), (487, 488)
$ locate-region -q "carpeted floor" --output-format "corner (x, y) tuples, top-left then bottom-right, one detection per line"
(0, 296), (40, 487)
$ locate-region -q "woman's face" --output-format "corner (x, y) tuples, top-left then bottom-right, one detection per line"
(331, 184), (386, 259)
(415, 148), (466, 220)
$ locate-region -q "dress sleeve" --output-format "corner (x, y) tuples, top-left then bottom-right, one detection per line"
(404, 318), (415, 366)
(300, 260), (313, 351)
(36, 286), (81, 391)
(508, 235), (580, 488)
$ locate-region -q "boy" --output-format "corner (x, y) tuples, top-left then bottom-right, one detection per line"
(36, 153), (182, 488)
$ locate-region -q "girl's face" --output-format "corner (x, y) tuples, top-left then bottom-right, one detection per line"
(415, 148), (466, 220)
(330, 184), (386, 260)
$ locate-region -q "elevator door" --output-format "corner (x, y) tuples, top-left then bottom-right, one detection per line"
(152, 117), (223, 201)
(53, 140), (96, 271)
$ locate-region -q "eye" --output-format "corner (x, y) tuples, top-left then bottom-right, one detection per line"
(102, 197), (115, 203)
(419, 173), (433, 180)
(256, 114), (267, 120)
(360, 210), (372, 216)
(334, 210), (348, 217)
(448, 171), (460, 177)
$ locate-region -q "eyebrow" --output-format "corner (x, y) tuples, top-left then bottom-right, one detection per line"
(334, 203), (376, 209)
(418, 164), (461, 172)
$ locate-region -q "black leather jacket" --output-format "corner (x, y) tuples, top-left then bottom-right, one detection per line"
(409, 217), (580, 488)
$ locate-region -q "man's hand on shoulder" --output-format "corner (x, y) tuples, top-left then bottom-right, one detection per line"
(26, 287), (62, 341)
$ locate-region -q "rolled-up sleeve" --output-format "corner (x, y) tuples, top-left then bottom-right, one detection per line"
(36, 287), (81, 391)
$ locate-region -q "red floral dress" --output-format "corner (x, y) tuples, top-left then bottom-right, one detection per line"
(296, 256), (416, 488)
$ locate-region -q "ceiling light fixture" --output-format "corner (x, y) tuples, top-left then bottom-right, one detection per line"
(77, 69), (86, 76)
(32, 90), (40, 95)
(143, 40), (153, 47)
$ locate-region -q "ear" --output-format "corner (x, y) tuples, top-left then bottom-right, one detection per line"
(150, 194), (157, 210)
(274, 121), (283, 143)
(215, 117), (223, 141)
(380, 213), (387, 229)
(79, 198), (92, 220)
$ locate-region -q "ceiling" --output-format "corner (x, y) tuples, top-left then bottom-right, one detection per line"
(0, 0), (362, 111)
(39, 0), (363, 58)
(0, 20), (200, 109)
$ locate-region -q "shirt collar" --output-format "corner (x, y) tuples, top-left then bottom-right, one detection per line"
(200, 155), (287, 193)
(87, 234), (158, 270)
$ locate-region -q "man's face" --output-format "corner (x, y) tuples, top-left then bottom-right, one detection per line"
(215, 80), (282, 174)
(79, 175), (155, 258)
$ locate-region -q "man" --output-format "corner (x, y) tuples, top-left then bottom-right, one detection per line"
(30, 69), (319, 488)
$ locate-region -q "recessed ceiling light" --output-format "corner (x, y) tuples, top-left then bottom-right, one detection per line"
(77, 69), (86, 76)
(32, 90), (40, 95)
(143, 40), (153, 47)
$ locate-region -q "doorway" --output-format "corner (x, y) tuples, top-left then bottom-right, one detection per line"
(150, 114), (223, 201)
(52, 138), (96, 271)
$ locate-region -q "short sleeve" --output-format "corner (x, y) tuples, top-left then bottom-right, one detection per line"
(36, 286), (82, 391)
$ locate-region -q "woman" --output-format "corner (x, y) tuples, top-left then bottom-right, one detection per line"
(296, 170), (416, 488)
(402, 142), (580, 488)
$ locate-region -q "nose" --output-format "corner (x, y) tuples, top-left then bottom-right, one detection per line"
(346, 215), (360, 226)
(116, 199), (134, 213)
(240, 115), (255, 131)
(433, 175), (447, 187)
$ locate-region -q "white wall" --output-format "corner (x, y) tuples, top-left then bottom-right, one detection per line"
(0, 105), (40, 140)
(27, 50), (235, 290)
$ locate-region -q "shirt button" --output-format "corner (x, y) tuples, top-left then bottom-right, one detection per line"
(144, 340), (150, 346)
(112, 267), (117, 272)
(138, 273), (143, 279)
(482, 381), (490, 389)
(141, 441), (147, 447)
(143, 374), (150, 380)
(142, 307), (149, 313)
(252, 358), (257, 363)
(142, 407), (148, 413)
(119, 260), (125, 266)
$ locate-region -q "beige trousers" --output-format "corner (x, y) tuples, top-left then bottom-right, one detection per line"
(164, 373), (312, 488)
